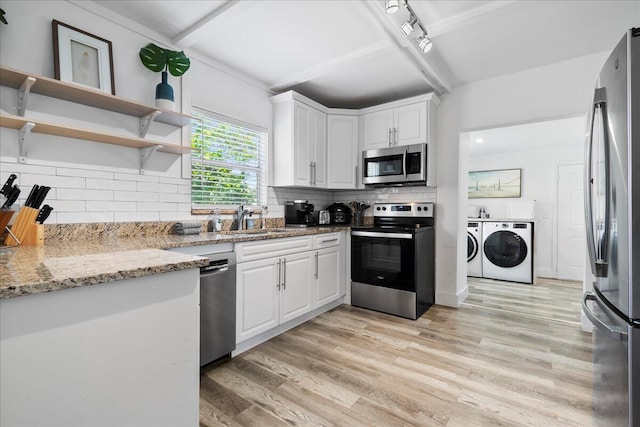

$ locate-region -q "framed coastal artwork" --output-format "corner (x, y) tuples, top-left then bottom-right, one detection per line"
(52, 20), (115, 95)
(468, 168), (521, 199)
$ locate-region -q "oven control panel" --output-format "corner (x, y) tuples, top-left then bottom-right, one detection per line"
(373, 203), (434, 217)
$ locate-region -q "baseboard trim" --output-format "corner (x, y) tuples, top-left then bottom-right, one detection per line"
(436, 285), (468, 308)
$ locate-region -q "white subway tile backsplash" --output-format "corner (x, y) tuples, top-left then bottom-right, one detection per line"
(57, 168), (113, 179)
(114, 191), (159, 202)
(137, 202), (178, 212)
(56, 188), (114, 201)
(86, 178), (137, 191)
(159, 212), (200, 221)
(177, 184), (191, 194)
(20, 174), (85, 189)
(113, 172), (159, 183)
(159, 176), (188, 185)
(158, 192), (191, 203)
(56, 212), (115, 224)
(51, 200), (86, 212)
(137, 182), (177, 194)
(86, 201), (136, 212)
(114, 212), (160, 222)
(1, 162), (56, 176)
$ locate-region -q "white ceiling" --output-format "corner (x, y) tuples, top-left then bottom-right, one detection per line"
(467, 116), (586, 157)
(94, 0), (639, 108)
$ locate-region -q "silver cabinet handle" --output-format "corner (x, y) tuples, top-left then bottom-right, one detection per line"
(393, 127), (397, 146)
(582, 292), (627, 341)
(276, 259), (281, 290)
(309, 163), (313, 186)
(388, 128), (392, 147)
(354, 165), (358, 186)
(320, 238), (339, 244)
(314, 252), (319, 279)
(351, 230), (413, 239)
(313, 162), (317, 186)
(584, 87), (611, 278)
(282, 258), (287, 289)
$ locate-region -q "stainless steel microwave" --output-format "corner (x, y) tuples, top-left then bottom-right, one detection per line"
(362, 143), (427, 186)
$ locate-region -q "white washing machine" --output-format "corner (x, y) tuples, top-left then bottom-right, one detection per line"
(482, 221), (533, 284)
(467, 221), (482, 277)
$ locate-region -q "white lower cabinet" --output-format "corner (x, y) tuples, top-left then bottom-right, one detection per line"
(235, 233), (346, 348)
(314, 246), (343, 308)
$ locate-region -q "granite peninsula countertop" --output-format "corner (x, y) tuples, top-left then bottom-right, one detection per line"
(0, 226), (349, 299)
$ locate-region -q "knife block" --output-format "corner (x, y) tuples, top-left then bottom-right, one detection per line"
(4, 207), (39, 246)
(0, 210), (15, 240)
(21, 223), (44, 246)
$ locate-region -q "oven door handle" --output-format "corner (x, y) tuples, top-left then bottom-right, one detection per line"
(351, 231), (413, 239)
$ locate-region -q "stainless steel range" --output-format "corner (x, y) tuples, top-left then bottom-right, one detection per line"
(350, 202), (435, 320)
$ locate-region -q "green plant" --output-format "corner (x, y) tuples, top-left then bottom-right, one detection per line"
(0, 8), (8, 25)
(138, 43), (190, 76)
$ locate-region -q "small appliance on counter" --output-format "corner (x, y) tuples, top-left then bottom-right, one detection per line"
(326, 202), (352, 225)
(285, 200), (316, 227)
(318, 210), (330, 225)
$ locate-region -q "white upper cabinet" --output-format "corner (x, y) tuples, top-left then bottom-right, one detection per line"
(271, 92), (327, 188)
(327, 115), (358, 189)
(362, 101), (428, 150)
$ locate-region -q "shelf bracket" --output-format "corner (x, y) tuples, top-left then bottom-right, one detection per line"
(139, 110), (161, 138)
(17, 76), (36, 117)
(18, 122), (36, 164)
(139, 146), (161, 174)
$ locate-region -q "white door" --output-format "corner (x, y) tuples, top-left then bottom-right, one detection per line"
(314, 247), (341, 308)
(557, 164), (586, 281)
(236, 257), (280, 342)
(280, 252), (314, 323)
(293, 102), (311, 186)
(394, 101), (426, 146)
(362, 109), (393, 150)
(327, 115), (358, 189)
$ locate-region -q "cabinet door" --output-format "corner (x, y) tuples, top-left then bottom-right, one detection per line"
(311, 108), (327, 188)
(394, 101), (427, 146)
(280, 252), (314, 324)
(236, 258), (280, 343)
(293, 102), (312, 186)
(327, 115), (358, 189)
(362, 109), (394, 150)
(314, 247), (343, 308)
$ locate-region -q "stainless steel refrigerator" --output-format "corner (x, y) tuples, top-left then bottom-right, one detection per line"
(582, 28), (639, 427)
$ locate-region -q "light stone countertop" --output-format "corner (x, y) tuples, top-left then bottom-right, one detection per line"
(0, 226), (348, 299)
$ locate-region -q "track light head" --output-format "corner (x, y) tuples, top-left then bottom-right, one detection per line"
(385, 0), (400, 14)
(401, 15), (417, 37)
(418, 35), (433, 53)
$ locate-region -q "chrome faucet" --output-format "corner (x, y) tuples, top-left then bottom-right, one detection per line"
(479, 206), (486, 219)
(236, 204), (250, 230)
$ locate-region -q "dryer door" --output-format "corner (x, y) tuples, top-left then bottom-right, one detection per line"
(467, 232), (479, 262)
(483, 231), (527, 268)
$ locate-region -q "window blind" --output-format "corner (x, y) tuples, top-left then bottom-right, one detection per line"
(191, 108), (267, 207)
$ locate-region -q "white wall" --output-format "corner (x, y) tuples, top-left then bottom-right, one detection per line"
(468, 142), (584, 278)
(436, 51), (610, 306)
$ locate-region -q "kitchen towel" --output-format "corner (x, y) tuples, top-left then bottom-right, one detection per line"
(174, 221), (202, 234)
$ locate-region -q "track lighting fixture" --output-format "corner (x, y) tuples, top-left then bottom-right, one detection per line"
(401, 15), (417, 36)
(391, 0), (433, 54)
(418, 35), (433, 53)
(385, 0), (400, 14)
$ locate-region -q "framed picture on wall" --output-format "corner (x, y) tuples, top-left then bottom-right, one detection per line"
(52, 20), (115, 95)
(468, 168), (521, 199)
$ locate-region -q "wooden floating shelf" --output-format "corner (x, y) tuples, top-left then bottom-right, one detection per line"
(0, 113), (192, 155)
(0, 65), (192, 127)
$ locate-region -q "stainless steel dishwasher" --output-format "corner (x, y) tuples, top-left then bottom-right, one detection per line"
(199, 251), (236, 366)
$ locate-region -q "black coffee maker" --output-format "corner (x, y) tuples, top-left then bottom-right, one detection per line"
(326, 202), (352, 225)
(285, 200), (316, 227)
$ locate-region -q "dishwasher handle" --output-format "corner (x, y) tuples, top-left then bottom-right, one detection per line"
(201, 263), (229, 274)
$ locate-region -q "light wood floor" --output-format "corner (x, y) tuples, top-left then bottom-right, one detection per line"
(200, 277), (593, 426)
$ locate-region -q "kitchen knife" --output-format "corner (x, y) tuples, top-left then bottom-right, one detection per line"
(32, 186), (50, 209)
(25, 184), (39, 208)
(0, 174), (17, 195)
(1, 186), (20, 210)
(36, 205), (53, 224)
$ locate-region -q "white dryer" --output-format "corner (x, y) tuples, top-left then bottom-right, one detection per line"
(467, 221), (482, 277)
(482, 221), (533, 284)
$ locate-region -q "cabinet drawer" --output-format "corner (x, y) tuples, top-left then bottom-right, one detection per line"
(235, 236), (313, 262)
(313, 232), (342, 249)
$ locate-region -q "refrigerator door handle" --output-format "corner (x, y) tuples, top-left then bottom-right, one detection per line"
(582, 292), (628, 341)
(584, 87), (611, 277)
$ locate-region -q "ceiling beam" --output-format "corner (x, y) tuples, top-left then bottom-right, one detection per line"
(270, 40), (392, 91)
(172, 0), (260, 48)
(427, 1), (518, 37)
(358, 0), (452, 95)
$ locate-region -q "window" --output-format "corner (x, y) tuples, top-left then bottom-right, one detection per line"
(191, 108), (267, 207)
